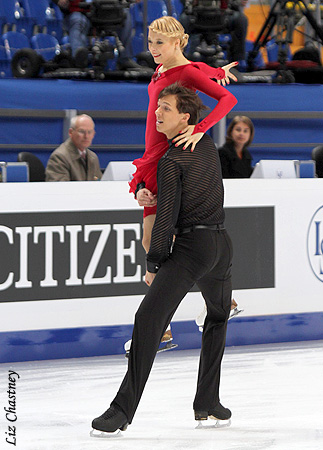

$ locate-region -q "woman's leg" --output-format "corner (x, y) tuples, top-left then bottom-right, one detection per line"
(142, 214), (155, 253)
(123, 214), (174, 355)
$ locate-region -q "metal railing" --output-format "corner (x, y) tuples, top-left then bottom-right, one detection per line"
(0, 108), (322, 153)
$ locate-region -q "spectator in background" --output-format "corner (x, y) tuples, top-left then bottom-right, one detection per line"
(218, 115), (254, 178)
(46, 114), (102, 181)
(53, 0), (141, 69)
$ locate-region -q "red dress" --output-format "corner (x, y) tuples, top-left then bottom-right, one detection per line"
(129, 62), (237, 217)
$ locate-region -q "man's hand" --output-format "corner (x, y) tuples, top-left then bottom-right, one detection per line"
(172, 125), (204, 151)
(145, 271), (156, 286)
(137, 188), (157, 207)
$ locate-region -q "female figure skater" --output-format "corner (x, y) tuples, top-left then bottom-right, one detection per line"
(127, 16), (239, 351)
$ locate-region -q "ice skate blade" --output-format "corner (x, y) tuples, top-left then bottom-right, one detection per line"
(228, 307), (244, 320)
(90, 428), (124, 438)
(157, 342), (178, 353)
(195, 419), (231, 429)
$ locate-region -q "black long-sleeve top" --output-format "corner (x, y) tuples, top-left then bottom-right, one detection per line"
(146, 134), (225, 273)
(218, 141), (253, 178)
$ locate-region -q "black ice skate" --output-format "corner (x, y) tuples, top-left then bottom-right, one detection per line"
(90, 405), (128, 437)
(195, 402), (231, 429)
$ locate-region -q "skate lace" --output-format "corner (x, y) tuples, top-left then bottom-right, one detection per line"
(102, 406), (118, 420)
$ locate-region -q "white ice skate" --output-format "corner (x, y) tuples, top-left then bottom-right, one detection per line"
(195, 299), (243, 332)
(229, 299), (244, 320)
(124, 325), (178, 358)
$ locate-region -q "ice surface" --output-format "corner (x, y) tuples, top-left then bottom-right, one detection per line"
(1, 341), (322, 450)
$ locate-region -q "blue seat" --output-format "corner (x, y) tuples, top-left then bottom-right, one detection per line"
(168, 0), (184, 18)
(130, 3), (145, 55)
(31, 33), (60, 61)
(0, 9), (7, 33)
(0, 0), (35, 37)
(47, 1), (64, 41)
(0, 162), (29, 182)
(26, 0), (63, 39)
(2, 31), (30, 60)
(0, 45), (11, 77)
(130, 0), (168, 55)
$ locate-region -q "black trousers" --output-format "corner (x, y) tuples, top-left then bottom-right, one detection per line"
(112, 228), (233, 423)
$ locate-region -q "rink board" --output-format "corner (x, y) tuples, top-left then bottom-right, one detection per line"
(0, 179), (322, 362)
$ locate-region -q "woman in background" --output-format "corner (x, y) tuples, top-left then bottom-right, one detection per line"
(219, 115), (254, 178)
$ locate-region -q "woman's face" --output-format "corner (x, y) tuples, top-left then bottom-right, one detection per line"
(148, 30), (178, 65)
(231, 121), (251, 147)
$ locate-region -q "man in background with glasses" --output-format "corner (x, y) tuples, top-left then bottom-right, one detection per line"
(46, 114), (102, 181)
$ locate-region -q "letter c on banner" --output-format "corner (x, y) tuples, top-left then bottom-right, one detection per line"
(0, 226), (14, 290)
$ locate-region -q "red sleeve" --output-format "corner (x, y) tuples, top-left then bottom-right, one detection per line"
(182, 65), (237, 134)
(192, 62), (226, 80)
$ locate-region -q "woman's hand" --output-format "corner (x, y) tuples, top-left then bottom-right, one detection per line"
(137, 188), (157, 207)
(218, 62), (238, 86)
(172, 126), (204, 151)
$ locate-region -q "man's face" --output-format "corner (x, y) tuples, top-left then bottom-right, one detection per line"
(155, 95), (189, 138)
(69, 117), (95, 151)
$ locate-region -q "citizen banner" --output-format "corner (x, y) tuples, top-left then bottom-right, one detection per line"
(0, 207), (274, 303)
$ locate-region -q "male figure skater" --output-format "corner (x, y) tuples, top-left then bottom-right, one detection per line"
(92, 82), (235, 433)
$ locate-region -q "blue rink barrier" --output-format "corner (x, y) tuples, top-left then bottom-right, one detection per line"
(1, 80), (323, 167)
(1, 312), (323, 363)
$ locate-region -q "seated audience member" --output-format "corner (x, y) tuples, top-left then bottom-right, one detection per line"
(46, 114), (102, 181)
(53, 0), (140, 69)
(312, 145), (323, 178)
(218, 115), (254, 178)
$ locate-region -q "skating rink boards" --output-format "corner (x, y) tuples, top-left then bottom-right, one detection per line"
(1, 340), (322, 450)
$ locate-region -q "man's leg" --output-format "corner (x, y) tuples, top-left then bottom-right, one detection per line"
(64, 12), (90, 56)
(117, 8), (133, 60)
(112, 257), (197, 423)
(193, 230), (233, 413)
(93, 231), (222, 429)
(228, 11), (248, 62)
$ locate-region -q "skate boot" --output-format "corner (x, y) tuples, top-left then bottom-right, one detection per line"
(195, 304), (207, 332)
(91, 405), (128, 437)
(124, 339), (131, 358)
(196, 300), (244, 332)
(195, 402), (231, 429)
(158, 328), (178, 353)
(229, 298), (244, 320)
(124, 328), (178, 358)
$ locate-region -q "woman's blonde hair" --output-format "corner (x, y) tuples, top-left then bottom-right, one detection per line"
(149, 16), (189, 50)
